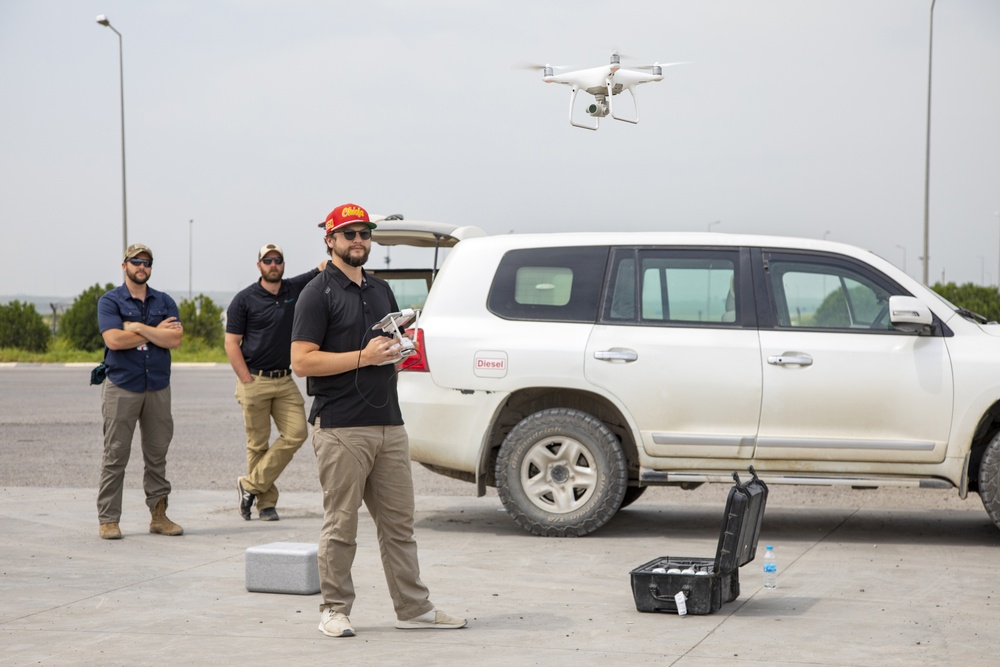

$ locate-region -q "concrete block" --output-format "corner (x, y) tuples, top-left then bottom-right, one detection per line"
(245, 542), (320, 595)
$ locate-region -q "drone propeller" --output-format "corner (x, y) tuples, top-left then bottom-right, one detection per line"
(610, 50), (636, 61)
(631, 61), (693, 71)
(512, 62), (569, 71)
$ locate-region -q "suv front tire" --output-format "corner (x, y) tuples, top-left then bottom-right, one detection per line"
(496, 408), (628, 537)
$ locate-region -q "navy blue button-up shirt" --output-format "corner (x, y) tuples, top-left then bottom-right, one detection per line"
(97, 283), (180, 393)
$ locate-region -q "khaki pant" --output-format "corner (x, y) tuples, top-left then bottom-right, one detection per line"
(98, 381), (173, 523)
(313, 423), (433, 620)
(235, 375), (307, 510)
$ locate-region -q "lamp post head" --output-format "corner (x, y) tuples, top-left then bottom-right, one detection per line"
(96, 14), (110, 26)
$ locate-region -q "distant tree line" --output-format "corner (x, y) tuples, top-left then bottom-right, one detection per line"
(931, 282), (1000, 320)
(3, 281), (1000, 354)
(0, 284), (224, 353)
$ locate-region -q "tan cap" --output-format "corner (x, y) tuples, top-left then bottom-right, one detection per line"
(258, 243), (284, 261)
(123, 243), (153, 262)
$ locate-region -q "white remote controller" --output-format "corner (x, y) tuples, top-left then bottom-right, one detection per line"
(371, 309), (419, 366)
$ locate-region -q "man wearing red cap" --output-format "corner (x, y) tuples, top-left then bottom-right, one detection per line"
(291, 203), (466, 638)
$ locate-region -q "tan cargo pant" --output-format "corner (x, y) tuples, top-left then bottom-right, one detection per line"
(98, 380), (173, 523)
(235, 375), (307, 510)
(313, 422), (433, 620)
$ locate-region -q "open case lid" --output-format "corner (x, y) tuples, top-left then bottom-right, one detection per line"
(714, 467), (769, 573)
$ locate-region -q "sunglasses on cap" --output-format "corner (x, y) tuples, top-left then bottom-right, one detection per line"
(332, 229), (372, 241)
(127, 258), (152, 268)
(260, 257), (284, 266)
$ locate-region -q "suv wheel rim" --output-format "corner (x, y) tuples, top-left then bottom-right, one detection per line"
(520, 436), (597, 513)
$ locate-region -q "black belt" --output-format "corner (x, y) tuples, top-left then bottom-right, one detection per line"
(250, 368), (291, 378)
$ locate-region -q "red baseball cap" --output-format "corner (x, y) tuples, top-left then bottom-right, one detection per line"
(322, 203), (378, 235)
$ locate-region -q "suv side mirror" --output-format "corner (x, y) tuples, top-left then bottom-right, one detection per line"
(889, 295), (934, 334)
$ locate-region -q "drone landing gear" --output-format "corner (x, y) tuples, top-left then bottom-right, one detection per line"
(568, 87), (600, 131)
(610, 87), (640, 125)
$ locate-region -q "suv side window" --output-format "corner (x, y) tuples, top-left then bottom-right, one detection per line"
(603, 248), (741, 325)
(763, 252), (902, 331)
(488, 246), (609, 322)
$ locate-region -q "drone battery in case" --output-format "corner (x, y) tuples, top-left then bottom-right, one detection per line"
(629, 467), (768, 615)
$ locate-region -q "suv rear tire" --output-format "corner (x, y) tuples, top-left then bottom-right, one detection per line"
(496, 408), (627, 537)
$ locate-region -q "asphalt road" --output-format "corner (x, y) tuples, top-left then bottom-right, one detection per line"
(0, 363), (991, 517)
(1, 364), (476, 495)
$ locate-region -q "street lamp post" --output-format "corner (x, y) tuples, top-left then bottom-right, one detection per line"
(189, 219), (193, 300)
(896, 244), (907, 273)
(922, 0), (937, 285)
(96, 14), (127, 258)
(707, 220), (721, 232)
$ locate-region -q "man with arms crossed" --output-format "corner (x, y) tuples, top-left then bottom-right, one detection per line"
(291, 203), (466, 637)
(96, 243), (184, 540)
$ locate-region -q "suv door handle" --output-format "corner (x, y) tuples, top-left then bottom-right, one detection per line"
(594, 349), (638, 363)
(767, 354), (813, 366)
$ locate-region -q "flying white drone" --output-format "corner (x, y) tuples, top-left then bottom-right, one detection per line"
(522, 51), (689, 130)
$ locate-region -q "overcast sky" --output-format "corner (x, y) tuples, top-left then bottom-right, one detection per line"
(2, 0), (999, 300)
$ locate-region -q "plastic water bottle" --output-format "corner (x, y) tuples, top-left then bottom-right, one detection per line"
(763, 545), (777, 589)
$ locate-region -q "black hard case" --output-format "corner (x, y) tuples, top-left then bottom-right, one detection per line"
(629, 468), (769, 615)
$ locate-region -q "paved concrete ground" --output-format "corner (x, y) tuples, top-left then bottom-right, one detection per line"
(3, 365), (1000, 665)
(2, 485), (998, 666)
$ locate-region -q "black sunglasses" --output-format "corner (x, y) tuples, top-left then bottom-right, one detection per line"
(334, 229), (372, 241)
(127, 258), (152, 268)
(260, 257), (284, 266)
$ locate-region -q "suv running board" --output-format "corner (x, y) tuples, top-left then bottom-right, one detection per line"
(638, 468), (954, 490)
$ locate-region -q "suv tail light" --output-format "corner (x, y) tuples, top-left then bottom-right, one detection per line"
(400, 328), (428, 372)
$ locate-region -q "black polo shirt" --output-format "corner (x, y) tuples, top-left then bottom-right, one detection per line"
(226, 269), (320, 372)
(291, 263), (403, 428)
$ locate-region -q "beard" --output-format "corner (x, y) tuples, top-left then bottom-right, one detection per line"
(126, 266), (150, 285)
(259, 266), (284, 284)
(336, 245), (369, 267)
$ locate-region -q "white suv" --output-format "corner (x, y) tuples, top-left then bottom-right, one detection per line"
(397, 232), (1000, 536)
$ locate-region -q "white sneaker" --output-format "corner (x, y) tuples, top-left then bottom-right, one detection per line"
(395, 608), (467, 630)
(318, 609), (355, 637)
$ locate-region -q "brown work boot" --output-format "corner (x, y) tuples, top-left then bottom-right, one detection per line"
(149, 497), (184, 536)
(99, 522), (122, 540)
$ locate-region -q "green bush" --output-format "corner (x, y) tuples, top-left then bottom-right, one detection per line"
(59, 283), (115, 352)
(931, 283), (1000, 323)
(0, 300), (50, 352)
(178, 294), (224, 348)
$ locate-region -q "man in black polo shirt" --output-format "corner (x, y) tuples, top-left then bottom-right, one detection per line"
(291, 202), (466, 638)
(225, 243), (326, 521)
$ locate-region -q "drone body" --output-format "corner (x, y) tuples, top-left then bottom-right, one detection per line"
(530, 51), (686, 130)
